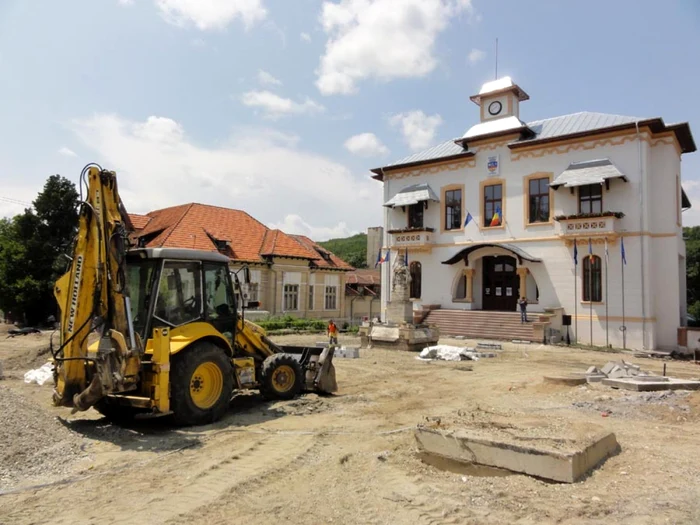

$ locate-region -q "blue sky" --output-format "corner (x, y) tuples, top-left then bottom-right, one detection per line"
(1, 0), (699, 239)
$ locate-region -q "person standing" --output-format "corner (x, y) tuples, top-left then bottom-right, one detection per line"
(327, 319), (339, 345)
(518, 297), (528, 324)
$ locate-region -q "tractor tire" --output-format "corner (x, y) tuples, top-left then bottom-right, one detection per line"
(260, 353), (304, 401)
(170, 343), (234, 426)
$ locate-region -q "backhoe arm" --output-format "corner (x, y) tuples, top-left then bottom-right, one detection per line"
(53, 165), (142, 410)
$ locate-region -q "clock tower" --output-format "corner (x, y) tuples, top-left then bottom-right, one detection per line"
(470, 77), (529, 123)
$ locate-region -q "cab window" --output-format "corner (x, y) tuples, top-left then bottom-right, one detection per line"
(204, 263), (235, 319)
(154, 261), (202, 327)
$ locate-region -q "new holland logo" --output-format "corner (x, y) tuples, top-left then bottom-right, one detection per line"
(66, 254), (84, 334)
(487, 155), (499, 174)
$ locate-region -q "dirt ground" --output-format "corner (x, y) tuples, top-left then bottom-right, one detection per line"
(2, 325), (700, 525)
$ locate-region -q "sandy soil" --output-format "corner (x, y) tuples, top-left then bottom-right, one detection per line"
(2, 327), (700, 524)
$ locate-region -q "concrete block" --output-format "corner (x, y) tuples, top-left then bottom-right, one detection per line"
(477, 342), (502, 350)
(602, 378), (700, 392)
(335, 346), (360, 359)
(601, 362), (617, 376)
(544, 375), (587, 386)
(415, 424), (618, 483)
(586, 366), (600, 375)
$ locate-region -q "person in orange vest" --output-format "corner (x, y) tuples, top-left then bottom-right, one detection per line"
(327, 319), (339, 345)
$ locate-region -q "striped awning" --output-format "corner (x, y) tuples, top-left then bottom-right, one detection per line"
(383, 183), (440, 208)
(550, 159), (627, 188)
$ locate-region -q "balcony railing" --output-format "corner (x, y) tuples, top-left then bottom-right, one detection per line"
(554, 213), (622, 243)
(388, 227), (435, 250)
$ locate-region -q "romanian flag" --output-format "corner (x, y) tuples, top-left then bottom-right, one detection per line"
(490, 205), (501, 227)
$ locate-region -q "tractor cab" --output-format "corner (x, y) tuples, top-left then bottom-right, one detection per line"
(126, 248), (238, 346)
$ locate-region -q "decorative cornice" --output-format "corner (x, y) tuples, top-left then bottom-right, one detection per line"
(384, 158), (475, 180)
(511, 132), (645, 161)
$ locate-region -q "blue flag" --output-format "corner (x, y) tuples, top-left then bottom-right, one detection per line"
(464, 211), (473, 227)
(621, 237), (627, 265)
(374, 248), (382, 268)
(573, 240), (578, 266)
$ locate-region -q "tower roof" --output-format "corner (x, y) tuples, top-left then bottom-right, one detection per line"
(469, 76), (530, 105)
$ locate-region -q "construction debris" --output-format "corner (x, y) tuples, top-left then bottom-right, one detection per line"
(417, 345), (498, 362)
(477, 342), (502, 350)
(602, 377), (700, 392)
(334, 346), (360, 359)
(23, 362), (53, 386)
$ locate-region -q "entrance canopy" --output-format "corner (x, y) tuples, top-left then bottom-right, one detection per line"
(383, 183), (440, 208)
(442, 243), (542, 265)
(550, 158), (627, 189)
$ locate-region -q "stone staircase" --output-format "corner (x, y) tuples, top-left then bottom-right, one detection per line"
(424, 309), (541, 341)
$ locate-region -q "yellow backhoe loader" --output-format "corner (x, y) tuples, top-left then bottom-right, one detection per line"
(51, 164), (337, 425)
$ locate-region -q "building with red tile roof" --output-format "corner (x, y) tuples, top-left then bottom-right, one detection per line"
(128, 203), (353, 320)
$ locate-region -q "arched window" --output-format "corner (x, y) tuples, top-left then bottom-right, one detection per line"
(409, 261), (422, 299)
(583, 255), (602, 302)
(455, 274), (466, 300)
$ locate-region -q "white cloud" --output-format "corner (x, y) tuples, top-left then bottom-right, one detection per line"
(69, 114), (381, 238)
(155, 0), (267, 30)
(316, 0), (472, 95)
(467, 48), (486, 65)
(0, 185), (36, 219)
(58, 147), (78, 157)
(680, 179), (700, 226)
(300, 32), (311, 42)
(240, 90), (325, 119)
(343, 133), (389, 157)
(118, 0), (134, 5)
(257, 69), (282, 86)
(389, 110), (443, 151)
(268, 214), (356, 242)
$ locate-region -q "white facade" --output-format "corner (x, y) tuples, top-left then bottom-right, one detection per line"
(375, 78), (695, 351)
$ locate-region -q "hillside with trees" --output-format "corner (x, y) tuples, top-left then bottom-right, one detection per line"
(318, 233), (367, 269)
(685, 226), (700, 322)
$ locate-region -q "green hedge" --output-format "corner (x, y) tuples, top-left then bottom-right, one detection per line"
(255, 315), (327, 332)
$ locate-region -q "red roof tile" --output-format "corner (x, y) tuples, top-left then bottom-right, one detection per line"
(291, 235), (354, 270)
(346, 269), (380, 285)
(128, 214), (152, 230)
(133, 203), (351, 269)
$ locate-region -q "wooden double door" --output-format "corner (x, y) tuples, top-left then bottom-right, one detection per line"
(482, 256), (519, 311)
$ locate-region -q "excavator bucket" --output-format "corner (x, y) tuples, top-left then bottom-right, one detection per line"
(314, 346), (338, 394)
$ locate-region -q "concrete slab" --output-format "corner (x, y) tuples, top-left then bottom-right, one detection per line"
(335, 347), (360, 359)
(586, 374), (607, 383)
(415, 419), (618, 483)
(602, 377), (700, 392)
(544, 375), (587, 386)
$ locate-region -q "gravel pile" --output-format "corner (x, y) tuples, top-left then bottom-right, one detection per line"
(0, 385), (88, 490)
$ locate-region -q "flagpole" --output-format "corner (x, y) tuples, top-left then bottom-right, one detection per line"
(589, 238), (593, 347)
(574, 240), (578, 345)
(621, 238), (627, 349)
(605, 238), (609, 348)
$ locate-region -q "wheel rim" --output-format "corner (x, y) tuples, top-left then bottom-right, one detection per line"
(190, 362), (224, 409)
(271, 365), (295, 393)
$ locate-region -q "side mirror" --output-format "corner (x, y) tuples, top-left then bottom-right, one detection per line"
(243, 267), (251, 285)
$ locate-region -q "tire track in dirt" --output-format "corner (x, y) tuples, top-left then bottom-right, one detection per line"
(111, 433), (315, 525)
(166, 433), (326, 524)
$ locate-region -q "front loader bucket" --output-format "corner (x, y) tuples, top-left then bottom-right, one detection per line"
(314, 346), (337, 394)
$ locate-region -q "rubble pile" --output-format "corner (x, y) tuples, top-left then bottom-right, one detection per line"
(416, 345), (497, 362)
(585, 360), (652, 383)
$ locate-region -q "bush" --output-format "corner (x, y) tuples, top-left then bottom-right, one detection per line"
(256, 316), (327, 332)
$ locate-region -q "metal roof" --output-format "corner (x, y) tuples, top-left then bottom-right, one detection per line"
(462, 116), (527, 139)
(519, 112), (643, 144)
(383, 139), (465, 169)
(441, 243), (543, 265)
(383, 183), (440, 208)
(550, 158), (628, 188)
(374, 111), (694, 178)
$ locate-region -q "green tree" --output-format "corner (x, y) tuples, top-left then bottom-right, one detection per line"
(684, 226), (700, 323)
(0, 175), (79, 325)
(318, 233), (368, 269)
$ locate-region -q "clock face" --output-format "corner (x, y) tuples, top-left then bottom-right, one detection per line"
(488, 101), (503, 116)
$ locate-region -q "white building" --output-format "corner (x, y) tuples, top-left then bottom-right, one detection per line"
(371, 77), (696, 351)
